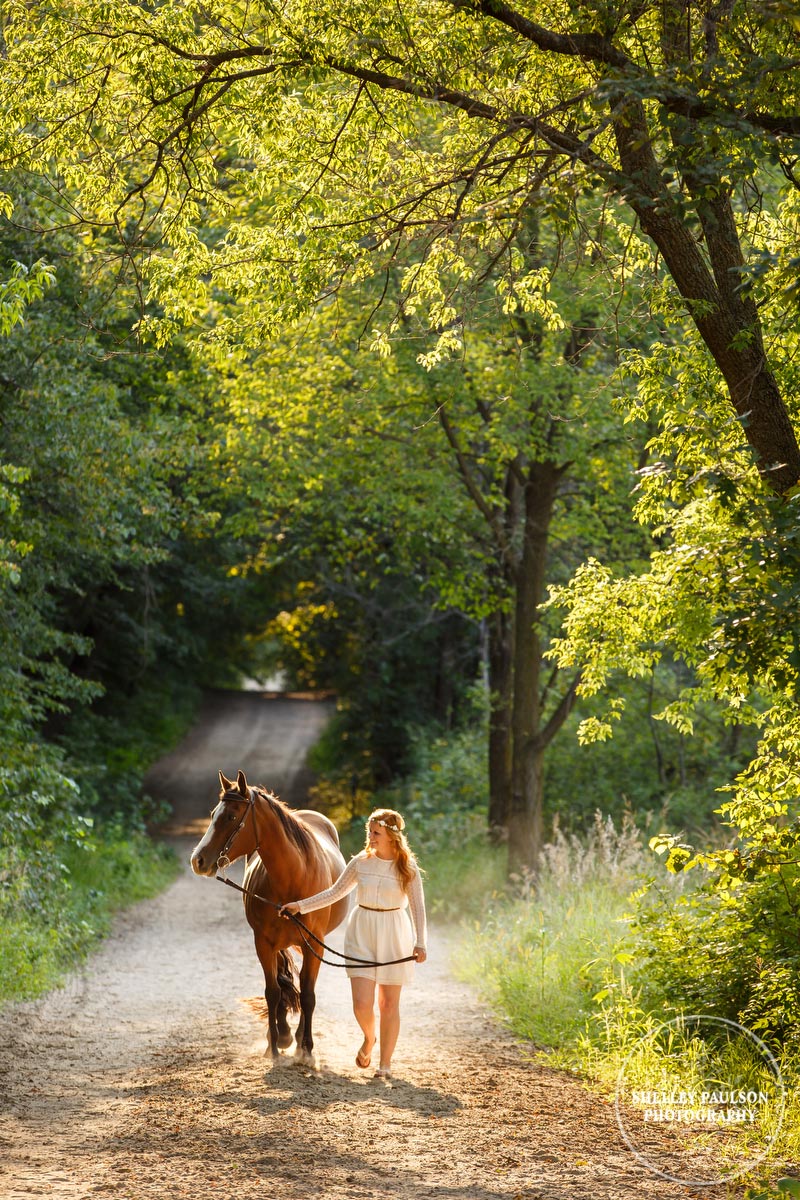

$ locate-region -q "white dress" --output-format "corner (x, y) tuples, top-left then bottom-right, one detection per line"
(297, 852), (427, 985)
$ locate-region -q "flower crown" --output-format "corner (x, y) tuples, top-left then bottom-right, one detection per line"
(370, 817), (400, 833)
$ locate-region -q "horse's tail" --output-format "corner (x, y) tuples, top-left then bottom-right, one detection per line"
(277, 950), (301, 1012)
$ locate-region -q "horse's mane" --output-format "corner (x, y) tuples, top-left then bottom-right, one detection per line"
(254, 787), (315, 856)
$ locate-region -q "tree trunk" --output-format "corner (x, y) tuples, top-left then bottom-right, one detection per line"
(434, 618), (456, 728)
(487, 606), (513, 837)
(508, 743), (544, 879)
(612, 101), (800, 493)
(507, 459), (564, 877)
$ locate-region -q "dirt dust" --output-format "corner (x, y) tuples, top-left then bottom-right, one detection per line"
(0, 691), (736, 1199)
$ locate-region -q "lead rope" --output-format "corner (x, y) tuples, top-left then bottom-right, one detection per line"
(215, 872), (418, 969)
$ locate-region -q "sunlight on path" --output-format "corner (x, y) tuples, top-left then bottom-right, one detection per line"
(0, 692), (732, 1200)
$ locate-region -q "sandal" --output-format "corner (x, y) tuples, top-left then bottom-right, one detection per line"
(355, 1041), (374, 1069)
(373, 1067), (392, 1080)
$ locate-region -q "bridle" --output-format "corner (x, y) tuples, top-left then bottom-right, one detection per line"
(215, 787), (259, 871)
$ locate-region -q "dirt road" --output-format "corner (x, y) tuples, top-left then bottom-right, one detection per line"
(144, 688), (336, 836)
(0, 691), (730, 1200)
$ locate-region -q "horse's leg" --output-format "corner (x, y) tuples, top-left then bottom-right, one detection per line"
(276, 952), (294, 1050)
(276, 998), (293, 1049)
(296, 950), (322, 1060)
(255, 937), (282, 1057)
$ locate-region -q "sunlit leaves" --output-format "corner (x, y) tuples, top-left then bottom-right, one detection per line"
(0, 261), (56, 337)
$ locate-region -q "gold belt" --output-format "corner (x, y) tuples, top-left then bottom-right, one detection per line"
(359, 905), (401, 911)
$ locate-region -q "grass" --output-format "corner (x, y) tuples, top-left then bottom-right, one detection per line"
(0, 828), (180, 1005)
(436, 811), (800, 1188)
(455, 812), (648, 1047)
(579, 1007), (794, 1187)
(417, 825), (507, 921)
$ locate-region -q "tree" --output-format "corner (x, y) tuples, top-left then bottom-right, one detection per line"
(197, 217), (646, 870)
(403, 233), (648, 871)
(1, 0), (799, 488)
(4, 0), (798, 879)
(0, 184), (262, 818)
(546, 276), (800, 882)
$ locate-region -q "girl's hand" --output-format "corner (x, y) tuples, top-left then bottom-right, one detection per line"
(280, 901), (301, 918)
(413, 947), (427, 963)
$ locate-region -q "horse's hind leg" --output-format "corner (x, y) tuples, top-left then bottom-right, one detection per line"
(275, 952), (294, 1050)
(276, 999), (293, 1050)
(296, 951), (322, 1060)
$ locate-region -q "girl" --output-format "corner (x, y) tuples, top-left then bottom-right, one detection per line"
(281, 808), (426, 1079)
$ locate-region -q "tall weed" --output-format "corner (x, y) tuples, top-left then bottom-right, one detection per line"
(459, 812), (652, 1047)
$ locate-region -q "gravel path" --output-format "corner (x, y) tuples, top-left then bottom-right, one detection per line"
(0, 691), (733, 1200)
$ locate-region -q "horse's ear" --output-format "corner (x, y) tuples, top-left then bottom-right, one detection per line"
(236, 769), (249, 796)
(219, 770), (234, 792)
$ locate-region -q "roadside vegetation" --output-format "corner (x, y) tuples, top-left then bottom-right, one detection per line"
(0, 816), (179, 1004)
(324, 712), (800, 1184)
(0, 699), (185, 1005)
(2, 1), (800, 1187)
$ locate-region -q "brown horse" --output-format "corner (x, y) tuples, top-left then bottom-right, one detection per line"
(190, 769), (349, 1060)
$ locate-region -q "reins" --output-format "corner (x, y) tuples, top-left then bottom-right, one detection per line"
(215, 871), (417, 969)
(213, 786), (417, 969)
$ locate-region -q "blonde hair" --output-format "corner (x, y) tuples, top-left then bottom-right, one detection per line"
(364, 808), (419, 892)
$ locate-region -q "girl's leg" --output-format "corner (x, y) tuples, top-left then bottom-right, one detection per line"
(350, 976), (376, 1066)
(377, 984), (402, 1071)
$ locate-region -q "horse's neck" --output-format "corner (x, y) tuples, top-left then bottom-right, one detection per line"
(251, 791), (302, 890)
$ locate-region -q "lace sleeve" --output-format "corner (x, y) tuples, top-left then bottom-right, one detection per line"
(407, 865), (427, 951)
(296, 856), (359, 914)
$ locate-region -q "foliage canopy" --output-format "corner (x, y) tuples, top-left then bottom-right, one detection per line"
(2, 0), (800, 487)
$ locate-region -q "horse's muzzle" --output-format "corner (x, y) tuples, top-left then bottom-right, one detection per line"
(190, 850), (216, 877)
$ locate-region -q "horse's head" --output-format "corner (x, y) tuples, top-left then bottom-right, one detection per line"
(190, 769), (256, 876)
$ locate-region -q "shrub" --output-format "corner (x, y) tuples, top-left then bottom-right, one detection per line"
(0, 744), (92, 921)
(630, 864), (800, 1053)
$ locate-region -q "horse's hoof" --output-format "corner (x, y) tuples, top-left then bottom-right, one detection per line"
(294, 1048), (315, 1068)
(277, 1031), (294, 1050)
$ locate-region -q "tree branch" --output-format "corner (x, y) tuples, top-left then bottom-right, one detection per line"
(449, 0), (634, 69)
(534, 672), (581, 751)
(438, 404), (512, 563)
